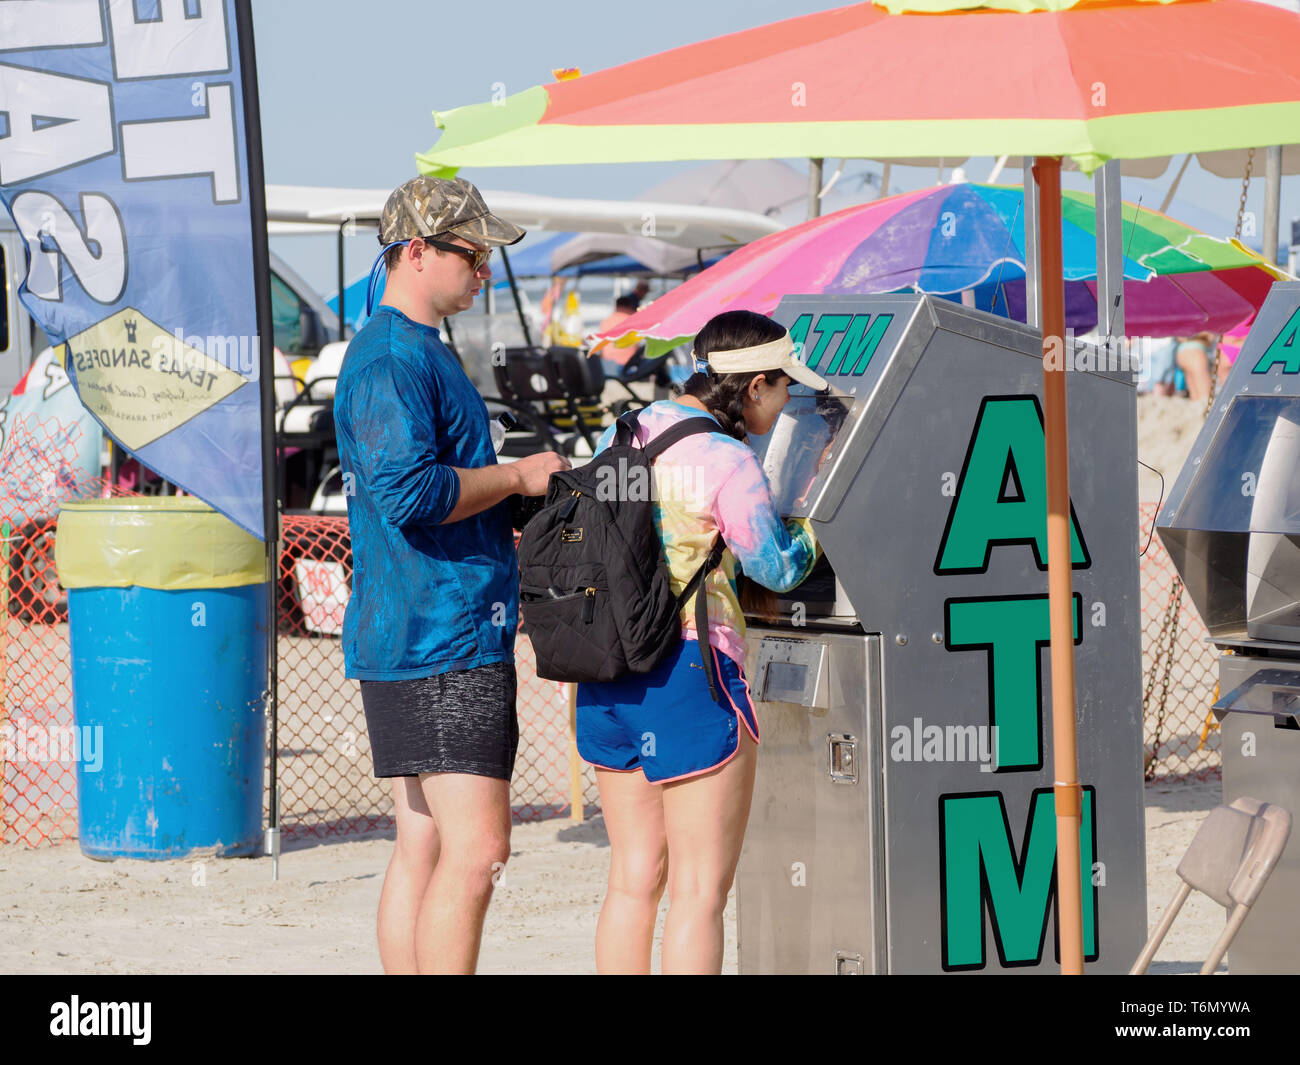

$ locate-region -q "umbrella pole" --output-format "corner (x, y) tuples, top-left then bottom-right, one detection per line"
(500, 245), (536, 350)
(1264, 146), (1282, 265)
(337, 222), (347, 341)
(1033, 155), (1085, 975)
(807, 158), (824, 221)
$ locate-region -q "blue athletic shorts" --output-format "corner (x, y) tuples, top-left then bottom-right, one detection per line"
(576, 639), (759, 784)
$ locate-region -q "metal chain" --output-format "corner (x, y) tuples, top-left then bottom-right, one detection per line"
(1234, 147), (1255, 240)
(1204, 343), (1219, 417)
(1143, 577), (1183, 779)
(1206, 149), (1256, 419)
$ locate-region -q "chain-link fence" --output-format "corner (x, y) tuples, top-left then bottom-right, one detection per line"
(2, 475), (1218, 848)
(0, 412), (140, 846)
(1139, 502), (1221, 782)
(272, 516), (598, 842)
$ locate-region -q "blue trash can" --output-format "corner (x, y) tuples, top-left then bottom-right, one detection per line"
(55, 499), (268, 859)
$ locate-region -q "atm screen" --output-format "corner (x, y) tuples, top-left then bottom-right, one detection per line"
(751, 393), (856, 516)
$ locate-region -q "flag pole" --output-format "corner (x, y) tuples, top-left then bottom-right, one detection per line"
(234, 0), (281, 881)
(1034, 156), (1085, 974)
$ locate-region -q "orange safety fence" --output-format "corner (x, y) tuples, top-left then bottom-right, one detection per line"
(271, 515), (597, 842)
(1, 473), (1216, 848)
(0, 412), (140, 847)
(1138, 501), (1221, 781)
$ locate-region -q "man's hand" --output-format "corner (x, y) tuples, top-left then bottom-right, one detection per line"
(442, 452), (571, 523)
(513, 451), (571, 496)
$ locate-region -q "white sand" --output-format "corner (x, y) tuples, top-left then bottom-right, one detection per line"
(0, 778), (1224, 975)
(1137, 394), (1210, 504)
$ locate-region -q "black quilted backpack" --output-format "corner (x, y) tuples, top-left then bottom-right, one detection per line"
(517, 409), (725, 698)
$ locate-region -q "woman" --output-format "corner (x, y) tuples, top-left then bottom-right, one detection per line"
(1174, 332), (1218, 401)
(1217, 317), (1252, 388)
(575, 310), (825, 974)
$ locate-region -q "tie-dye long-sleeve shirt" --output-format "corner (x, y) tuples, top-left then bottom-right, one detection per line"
(594, 399), (819, 669)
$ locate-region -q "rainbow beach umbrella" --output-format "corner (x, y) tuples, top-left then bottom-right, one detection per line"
(419, 0), (1300, 177)
(599, 183), (1291, 354)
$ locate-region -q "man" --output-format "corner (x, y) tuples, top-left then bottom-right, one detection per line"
(334, 176), (568, 974)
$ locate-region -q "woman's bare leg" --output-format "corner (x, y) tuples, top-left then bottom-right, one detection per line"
(1177, 344), (1212, 401)
(660, 727), (757, 974)
(594, 767), (667, 974)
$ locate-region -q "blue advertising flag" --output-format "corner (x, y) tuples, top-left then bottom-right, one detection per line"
(0, 0), (272, 539)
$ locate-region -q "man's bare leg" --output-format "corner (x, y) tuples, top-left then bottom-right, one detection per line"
(414, 772), (511, 974)
(377, 776), (441, 974)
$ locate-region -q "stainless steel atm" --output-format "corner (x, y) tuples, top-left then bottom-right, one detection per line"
(735, 294), (1147, 974)
(1157, 281), (1300, 974)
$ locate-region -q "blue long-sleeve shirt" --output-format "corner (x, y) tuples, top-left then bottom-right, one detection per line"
(334, 305), (517, 680)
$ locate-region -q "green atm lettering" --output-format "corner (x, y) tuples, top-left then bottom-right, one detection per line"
(935, 396), (1089, 573)
(824, 313), (893, 376)
(788, 313), (812, 358)
(799, 314), (852, 372)
(1251, 306), (1300, 374)
(945, 594), (1081, 770)
(940, 788), (1097, 970)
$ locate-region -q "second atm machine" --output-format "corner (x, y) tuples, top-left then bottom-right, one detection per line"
(1157, 282), (1300, 974)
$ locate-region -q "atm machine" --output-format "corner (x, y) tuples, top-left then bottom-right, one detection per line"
(1156, 282), (1300, 974)
(735, 293), (1147, 974)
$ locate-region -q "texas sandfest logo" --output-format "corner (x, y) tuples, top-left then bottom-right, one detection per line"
(61, 308), (249, 450)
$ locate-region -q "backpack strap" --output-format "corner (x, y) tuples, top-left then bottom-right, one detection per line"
(612, 408), (641, 447)
(643, 413), (728, 700)
(642, 416), (719, 462)
(674, 533), (726, 702)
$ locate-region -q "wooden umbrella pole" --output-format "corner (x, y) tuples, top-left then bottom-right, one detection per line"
(1033, 156), (1085, 975)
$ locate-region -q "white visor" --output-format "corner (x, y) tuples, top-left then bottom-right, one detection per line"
(697, 333), (828, 391)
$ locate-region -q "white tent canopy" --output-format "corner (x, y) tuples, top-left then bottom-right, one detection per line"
(264, 184), (783, 248)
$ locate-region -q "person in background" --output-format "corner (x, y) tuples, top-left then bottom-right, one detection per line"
(590, 281), (650, 364)
(334, 176), (569, 975)
(1174, 332), (1217, 401)
(576, 309), (823, 974)
(1217, 317), (1253, 388)
(1140, 337), (1179, 397)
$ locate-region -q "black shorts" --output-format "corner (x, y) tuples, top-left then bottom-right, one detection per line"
(359, 663), (519, 780)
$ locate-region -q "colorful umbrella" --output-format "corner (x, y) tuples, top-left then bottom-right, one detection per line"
(598, 183), (1290, 353)
(418, 0), (1300, 177)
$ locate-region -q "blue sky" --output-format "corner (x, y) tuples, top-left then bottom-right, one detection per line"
(252, 0), (1300, 296)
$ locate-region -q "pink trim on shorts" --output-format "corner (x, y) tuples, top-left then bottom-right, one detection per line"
(713, 645), (760, 745)
(651, 736), (745, 785)
(645, 645), (759, 785)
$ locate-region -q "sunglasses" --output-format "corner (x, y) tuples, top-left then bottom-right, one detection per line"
(416, 236), (492, 272)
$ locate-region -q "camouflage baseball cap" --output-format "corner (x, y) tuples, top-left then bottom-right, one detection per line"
(378, 176), (524, 247)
